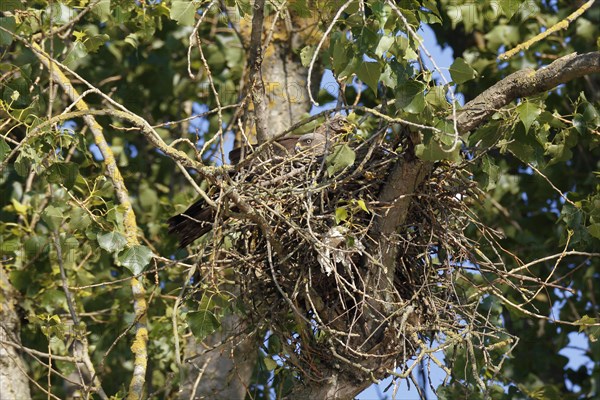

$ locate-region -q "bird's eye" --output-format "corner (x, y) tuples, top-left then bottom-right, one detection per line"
(305, 139), (312, 144)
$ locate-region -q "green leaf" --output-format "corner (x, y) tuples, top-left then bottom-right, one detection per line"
(23, 236), (48, 260)
(575, 315), (600, 342)
(484, 25), (520, 50)
(375, 36), (394, 58)
(425, 85), (448, 108)
(395, 81), (425, 109)
(355, 199), (369, 213)
(14, 153), (30, 177)
(415, 140), (461, 162)
(0, 17), (16, 46)
(171, 0), (197, 26)
(187, 310), (220, 341)
(113, 5), (131, 24)
(124, 33), (140, 49)
(587, 223), (600, 239)
(326, 144), (355, 176)
(235, 0), (252, 16)
(402, 45), (419, 62)
(380, 64), (397, 89)
(42, 205), (64, 230)
(481, 155), (499, 190)
(264, 357), (278, 371)
(404, 91), (425, 114)
(117, 245), (153, 275)
(288, 0), (311, 17)
(0, 137), (10, 162)
(582, 101), (600, 126)
(572, 113), (587, 134)
(68, 207), (91, 231)
(355, 62), (380, 94)
(46, 162), (79, 189)
(73, 30), (87, 42)
(300, 46), (315, 67)
(330, 34), (349, 73)
(335, 207), (348, 224)
(517, 101), (542, 134)
(97, 231), (127, 253)
(0, 0), (25, 11)
(11, 198), (28, 216)
(576, 18), (596, 42)
(574, 315), (598, 336)
(91, 0), (111, 22)
(499, 0), (520, 20)
(449, 57), (476, 84)
(84, 33), (110, 53)
(63, 41), (88, 69)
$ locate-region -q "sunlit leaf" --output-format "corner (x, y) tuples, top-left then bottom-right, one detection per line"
(300, 46), (315, 67)
(335, 207), (348, 224)
(171, 0), (198, 26)
(0, 17), (15, 45)
(0, 138), (10, 162)
(264, 357), (278, 371)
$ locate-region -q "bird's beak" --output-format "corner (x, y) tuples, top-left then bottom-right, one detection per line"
(294, 143), (301, 153)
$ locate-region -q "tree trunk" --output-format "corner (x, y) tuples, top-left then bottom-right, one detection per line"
(179, 315), (255, 399)
(179, 4), (318, 398)
(0, 268), (32, 400)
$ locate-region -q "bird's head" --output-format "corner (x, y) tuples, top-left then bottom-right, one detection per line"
(295, 131), (328, 156)
(294, 115), (353, 156)
(325, 114), (354, 135)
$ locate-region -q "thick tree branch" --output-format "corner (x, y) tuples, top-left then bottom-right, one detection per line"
(369, 51), (600, 324)
(375, 51), (600, 250)
(375, 159), (432, 268)
(457, 51), (600, 133)
(247, 0), (270, 143)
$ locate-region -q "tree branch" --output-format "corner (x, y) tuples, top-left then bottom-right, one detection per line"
(30, 42), (150, 400)
(457, 51), (600, 133)
(369, 51), (600, 312)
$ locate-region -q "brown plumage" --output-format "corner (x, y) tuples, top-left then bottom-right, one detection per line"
(228, 136), (299, 165)
(168, 116), (351, 248)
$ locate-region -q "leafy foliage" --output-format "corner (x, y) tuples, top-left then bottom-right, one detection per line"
(0, 0), (599, 399)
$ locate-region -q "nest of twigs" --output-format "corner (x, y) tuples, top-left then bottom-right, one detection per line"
(187, 126), (511, 385)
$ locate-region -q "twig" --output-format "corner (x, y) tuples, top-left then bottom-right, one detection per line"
(499, 0), (596, 60)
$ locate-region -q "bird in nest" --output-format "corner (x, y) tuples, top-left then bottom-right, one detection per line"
(168, 115), (354, 248)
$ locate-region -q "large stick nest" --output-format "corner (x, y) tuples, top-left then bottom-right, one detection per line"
(185, 124), (513, 386)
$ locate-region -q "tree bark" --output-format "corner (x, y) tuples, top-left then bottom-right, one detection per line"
(0, 268), (32, 400)
(179, 4), (318, 399)
(456, 51), (600, 133)
(180, 315), (255, 399)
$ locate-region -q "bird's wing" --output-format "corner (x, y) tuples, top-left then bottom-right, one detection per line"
(229, 136), (300, 164)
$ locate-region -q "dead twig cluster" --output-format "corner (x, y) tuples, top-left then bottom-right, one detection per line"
(179, 122), (527, 389)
